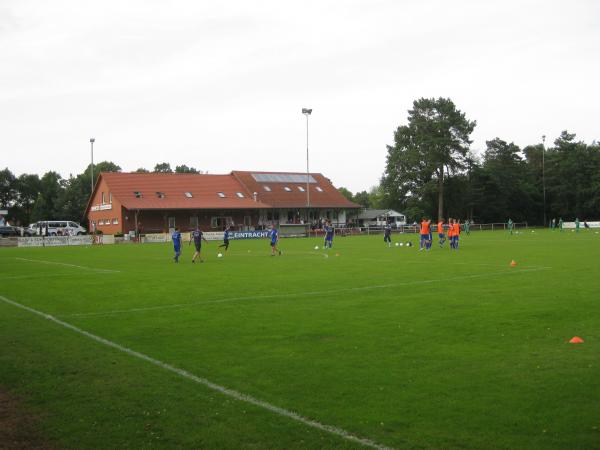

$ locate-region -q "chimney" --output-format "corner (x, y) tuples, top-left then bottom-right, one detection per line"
(253, 192), (258, 202)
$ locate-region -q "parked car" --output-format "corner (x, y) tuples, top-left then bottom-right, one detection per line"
(0, 226), (23, 237)
(34, 221), (87, 236)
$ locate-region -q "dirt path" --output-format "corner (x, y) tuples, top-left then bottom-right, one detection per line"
(0, 388), (54, 450)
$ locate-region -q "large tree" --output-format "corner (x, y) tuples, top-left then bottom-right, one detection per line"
(382, 97), (476, 220)
(153, 162), (173, 173)
(175, 165), (199, 174)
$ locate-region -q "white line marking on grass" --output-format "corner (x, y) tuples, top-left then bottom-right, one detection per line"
(14, 257), (120, 273)
(68, 267), (549, 318)
(0, 294), (393, 450)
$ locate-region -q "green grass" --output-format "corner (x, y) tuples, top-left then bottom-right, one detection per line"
(1, 229), (599, 449)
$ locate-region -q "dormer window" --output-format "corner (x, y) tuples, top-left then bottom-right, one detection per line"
(297, 186), (305, 192)
(236, 192), (245, 198)
(184, 192), (193, 198)
(156, 192), (165, 199)
(284, 186), (292, 192)
(315, 186), (323, 192)
(217, 192), (226, 198)
(263, 186), (272, 192)
(134, 191), (142, 198)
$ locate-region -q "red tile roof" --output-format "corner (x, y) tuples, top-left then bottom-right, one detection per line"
(93, 172), (270, 211)
(88, 171), (360, 213)
(232, 171), (361, 209)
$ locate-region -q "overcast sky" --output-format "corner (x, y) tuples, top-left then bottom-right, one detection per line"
(1, 1), (599, 192)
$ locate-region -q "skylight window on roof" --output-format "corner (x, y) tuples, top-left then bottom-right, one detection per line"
(297, 186), (305, 192)
(217, 192), (226, 198)
(315, 186), (323, 192)
(236, 192), (245, 198)
(263, 186), (272, 192)
(284, 186), (292, 192)
(134, 191), (142, 198)
(184, 192), (193, 198)
(156, 192), (165, 198)
(252, 173), (316, 183)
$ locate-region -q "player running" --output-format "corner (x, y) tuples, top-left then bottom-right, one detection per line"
(419, 217), (431, 251)
(323, 221), (335, 249)
(218, 226), (231, 251)
(558, 217), (563, 232)
(172, 227), (182, 263)
(269, 223), (281, 256)
(575, 217), (580, 233)
(384, 223), (392, 247)
(437, 219), (446, 248)
(189, 227), (208, 263)
(507, 218), (514, 235)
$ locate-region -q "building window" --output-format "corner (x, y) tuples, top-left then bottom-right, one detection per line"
(283, 186), (292, 192)
(101, 192), (105, 204)
(297, 186), (305, 192)
(134, 191), (142, 198)
(263, 186), (271, 192)
(156, 192), (165, 198)
(109, 192), (112, 203)
(98, 219), (104, 225)
(211, 216), (233, 229)
(217, 192), (226, 198)
(267, 210), (279, 221)
(112, 218), (119, 225)
(236, 192), (245, 198)
(168, 217), (176, 228)
(244, 216), (252, 226)
(315, 186), (323, 192)
(185, 192), (193, 198)
(190, 216), (198, 228)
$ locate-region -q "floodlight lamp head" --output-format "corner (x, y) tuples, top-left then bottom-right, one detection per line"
(302, 108), (312, 115)
(90, 138), (95, 143)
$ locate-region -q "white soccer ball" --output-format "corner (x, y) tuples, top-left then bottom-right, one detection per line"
(314, 246), (319, 250)
(399, 243), (404, 247)
(217, 253), (223, 258)
(395, 242), (399, 247)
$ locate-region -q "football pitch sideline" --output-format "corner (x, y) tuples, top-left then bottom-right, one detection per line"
(0, 230), (599, 449)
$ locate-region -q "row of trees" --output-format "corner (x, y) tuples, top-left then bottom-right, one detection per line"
(0, 163), (202, 226)
(340, 98), (599, 224)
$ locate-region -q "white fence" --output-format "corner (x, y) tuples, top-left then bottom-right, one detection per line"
(17, 235), (94, 247)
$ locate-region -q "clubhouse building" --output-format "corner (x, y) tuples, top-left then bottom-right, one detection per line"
(85, 171), (361, 235)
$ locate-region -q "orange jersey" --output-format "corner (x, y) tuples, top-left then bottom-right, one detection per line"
(420, 220), (431, 234)
(437, 221), (444, 234)
(447, 224), (453, 237)
(453, 223), (460, 235)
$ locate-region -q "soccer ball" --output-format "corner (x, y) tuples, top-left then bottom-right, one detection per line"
(217, 253), (223, 258)
(395, 242), (399, 247)
(314, 246), (319, 250)
(399, 243), (404, 247)
(406, 242), (412, 247)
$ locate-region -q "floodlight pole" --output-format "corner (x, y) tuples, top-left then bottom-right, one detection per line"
(542, 135), (546, 227)
(302, 108), (312, 222)
(90, 138), (95, 195)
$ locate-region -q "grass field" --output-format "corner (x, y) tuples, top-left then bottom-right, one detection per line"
(1, 229), (599, 449)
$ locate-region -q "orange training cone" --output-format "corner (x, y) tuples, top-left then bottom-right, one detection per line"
(569, 336), (584, 344)
(510, 260), (517, 267)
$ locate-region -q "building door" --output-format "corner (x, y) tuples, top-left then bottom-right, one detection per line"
(168, 217), (176, 232)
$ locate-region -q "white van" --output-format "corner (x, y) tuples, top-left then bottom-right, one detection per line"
(35, 221), (87, 236)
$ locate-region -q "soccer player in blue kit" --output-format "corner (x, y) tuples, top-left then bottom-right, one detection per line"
(189, 227), (208, 263)
(323, 221), (334, 248)
(269, 223), (281, 256)
(218, 225), (231, 252)
(172, 227), (182, 263)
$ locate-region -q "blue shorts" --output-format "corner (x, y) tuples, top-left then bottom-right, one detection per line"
(270, 241), (277, 247)
(438, 233), (445, 239)
(420, 234), (429, 241)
